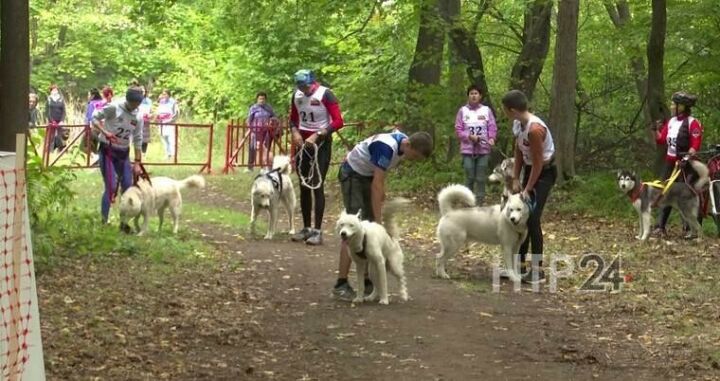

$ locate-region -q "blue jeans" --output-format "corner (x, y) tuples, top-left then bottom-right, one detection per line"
(98, 144), (132, 224)
(462, 154), (489, 204)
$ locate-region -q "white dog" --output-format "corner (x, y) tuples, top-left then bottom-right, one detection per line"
(335, 199), (409, 305)
(435, 184), (530, 282)
(119, 175), (206, 235)
(250, 155), (296, 239)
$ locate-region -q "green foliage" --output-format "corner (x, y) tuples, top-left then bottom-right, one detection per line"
(25, 133), (76, 226)
(28, 0), (720, 171)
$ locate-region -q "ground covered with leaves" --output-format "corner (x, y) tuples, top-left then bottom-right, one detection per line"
(36, 171), (720, 380)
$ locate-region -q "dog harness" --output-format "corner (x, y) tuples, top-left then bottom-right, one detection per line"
(354, 234), (368, 259)
(628, 183), (645, 203)
(255, 168), (284, 192)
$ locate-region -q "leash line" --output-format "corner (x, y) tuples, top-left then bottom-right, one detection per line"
(296, 141), (324, 190)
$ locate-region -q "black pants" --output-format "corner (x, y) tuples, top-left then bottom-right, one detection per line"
(519, 164), (557, 266)
(657, 161), (703, 230)
(296, 138), (332, 229)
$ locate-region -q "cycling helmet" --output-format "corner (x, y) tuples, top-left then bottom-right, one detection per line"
(294, 69), (315, 88)
(671, 91), (697, 107)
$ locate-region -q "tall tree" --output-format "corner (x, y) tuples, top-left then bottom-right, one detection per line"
(646, 0), (669, 125)
(604, 1), (651, 131)
(646, 0), (669, 173)
(444, 0), (492, 105)
(406, 0), (446, 134)
(0, 1), (30, 152)
(509, 0), (552, 101)
(549, 0), (580, 182)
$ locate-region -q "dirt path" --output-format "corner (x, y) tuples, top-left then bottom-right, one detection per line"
(185, 184), (673, 380)
(38, 182), (710, 380)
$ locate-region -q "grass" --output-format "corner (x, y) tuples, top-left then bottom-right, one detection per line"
(30, 166), (254, 274)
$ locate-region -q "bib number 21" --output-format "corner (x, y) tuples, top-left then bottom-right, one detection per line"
(300, 111), (316, 123)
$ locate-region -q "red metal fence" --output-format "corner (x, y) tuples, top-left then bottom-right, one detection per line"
(31, 122), (213, 173)
(222, 120), (369, 174)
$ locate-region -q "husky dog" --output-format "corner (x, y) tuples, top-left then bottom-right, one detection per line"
(616, 160), (709, 241)
(119, 175), (206, 235)
(335, 199), (409, 305)
(435, 184), (530, 282)
(488, 157), (515, 184)
(250, 155), (296, 239)
(488, 157), (516, 202)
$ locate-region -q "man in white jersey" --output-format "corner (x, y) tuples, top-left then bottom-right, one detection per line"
(92, 86), (144, 227)
(502, 90), (556, 284)
(332, 130), (433, 301)
(289, 69), (345, 245)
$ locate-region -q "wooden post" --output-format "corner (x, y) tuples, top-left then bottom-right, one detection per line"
(8, 134), (27, 380)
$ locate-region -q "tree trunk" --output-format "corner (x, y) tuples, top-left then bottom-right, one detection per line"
(406, 0), (445, 135)
(549, 0), (579, 183)
(647, 0), (669, 174)
(604, 1), (651, 132)
(0, 1), (30, 152)
(445, 0), (462, 161)
(509, 0), (553, 101)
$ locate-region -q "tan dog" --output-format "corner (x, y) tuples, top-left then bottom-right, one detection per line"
(120, 175), (205, 235)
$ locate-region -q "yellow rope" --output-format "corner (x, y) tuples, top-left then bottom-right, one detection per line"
(642, 162), (682, 195)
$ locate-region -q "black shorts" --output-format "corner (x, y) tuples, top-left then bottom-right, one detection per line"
(338, 163), (374, 222)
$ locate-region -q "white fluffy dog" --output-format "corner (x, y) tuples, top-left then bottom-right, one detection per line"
(335, 200), (409, 305)
(435, 184), (530, 282)
(119, 175), (206, 235)
(250, 155), (296, 239)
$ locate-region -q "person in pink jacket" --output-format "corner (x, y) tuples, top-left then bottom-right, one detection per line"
(455, 84), (497, 205)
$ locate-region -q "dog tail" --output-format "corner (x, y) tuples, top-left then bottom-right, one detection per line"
(382, 198), (410, 240)
(178, 175), (206, 190)
(438, 184), (476, 216)
(688, 159), (710, 192)
(272, 155), (292, 175)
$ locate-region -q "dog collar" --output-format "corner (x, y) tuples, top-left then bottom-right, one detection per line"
(628, 183), (644, 203)
(354, 234), (368, 259)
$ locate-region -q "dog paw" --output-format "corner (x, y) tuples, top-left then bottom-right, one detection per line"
(435, 271), (451, 280)
(288, 229), (296, 235)
(378, 299), (389, 305)
(352, 297), (364, 304)
(264, 234), (273, 240)
(634, 235), (642, 240)
(400, 293), (409, 302)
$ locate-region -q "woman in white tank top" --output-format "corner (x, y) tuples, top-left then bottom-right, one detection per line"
(501, 90), (557, 284)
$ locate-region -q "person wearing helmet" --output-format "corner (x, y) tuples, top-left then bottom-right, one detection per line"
(289, 69), (345, 245)
(652, 91), (703, 238)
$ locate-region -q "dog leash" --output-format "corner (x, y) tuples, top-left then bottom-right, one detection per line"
(133, 162), (152, 186)
(296, 141), (324, 190)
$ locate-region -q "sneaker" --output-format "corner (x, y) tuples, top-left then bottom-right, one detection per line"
(651, 227), (667, 238)
(364, 279), (374, 296)
(305, 230), (323, 245)
(521, 267), (546, 284)
(333, 282), (356, 301)
(291, 227), (313, 242)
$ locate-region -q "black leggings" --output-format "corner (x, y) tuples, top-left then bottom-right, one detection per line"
(296, 138), (332, 229)
(519, 164), (557, 266)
